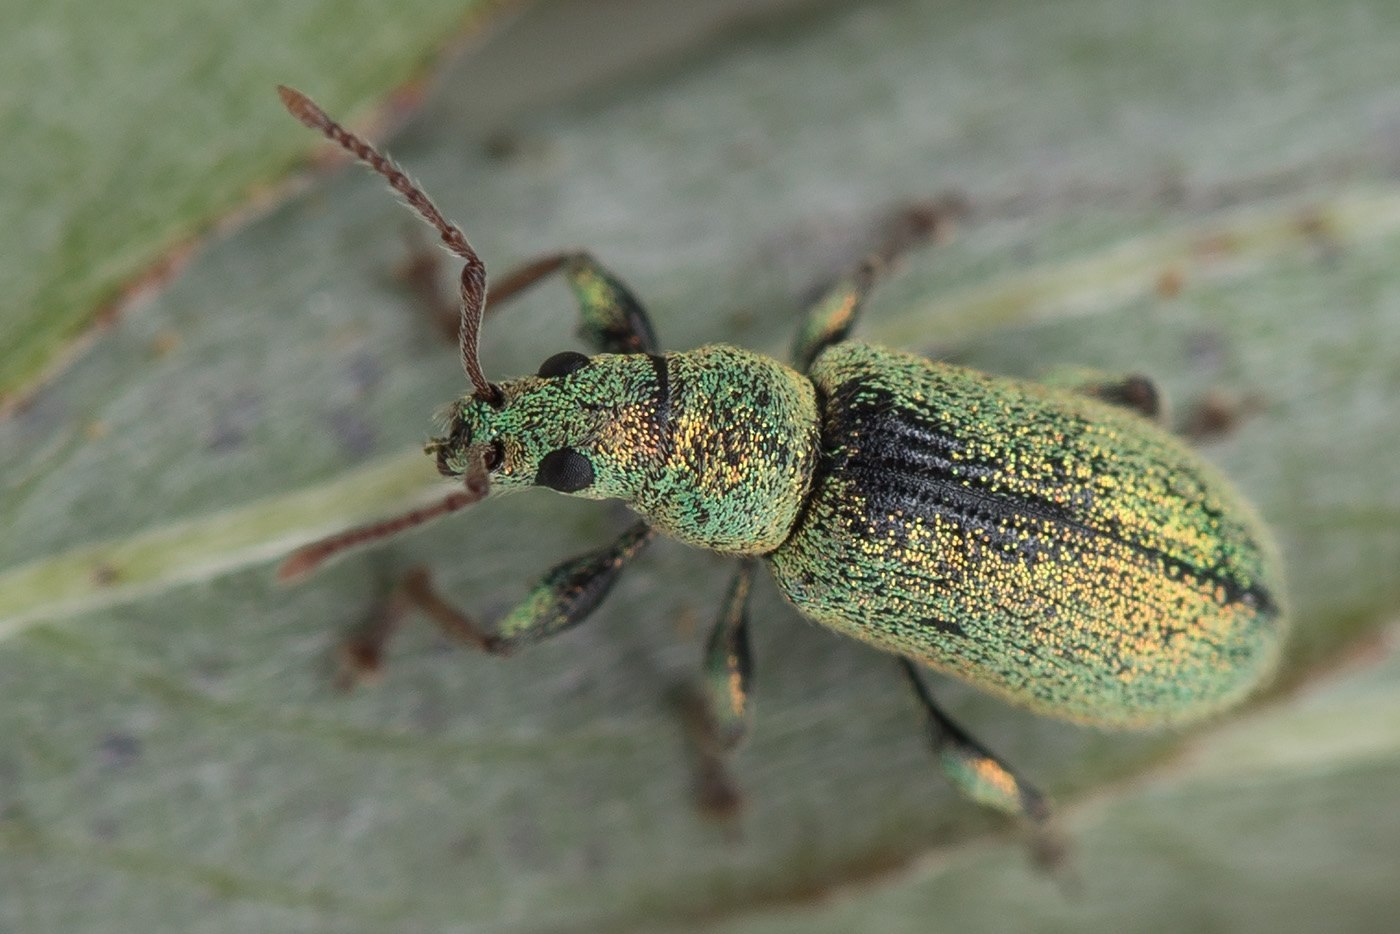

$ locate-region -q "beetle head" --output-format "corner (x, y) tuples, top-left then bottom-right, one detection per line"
(427, 350), (655, 502)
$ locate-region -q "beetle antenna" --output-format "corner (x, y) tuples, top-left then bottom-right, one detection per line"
(277, 85), (500, 405)
(279, 444), (491, 581)
(278, 489), (474, 581)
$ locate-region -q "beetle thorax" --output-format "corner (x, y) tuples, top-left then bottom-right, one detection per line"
(626, 345), (822, 553)
(434, 345), (821, 554)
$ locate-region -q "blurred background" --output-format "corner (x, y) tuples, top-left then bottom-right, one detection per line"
(3, 0), (1399, 930)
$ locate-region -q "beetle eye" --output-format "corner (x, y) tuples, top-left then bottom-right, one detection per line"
(537, 351), (590, 378)
(535, 447), (594, 492)
(484, 440), (505, 472)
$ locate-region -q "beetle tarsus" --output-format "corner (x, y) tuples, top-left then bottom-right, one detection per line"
(900, 659), (1056, 838)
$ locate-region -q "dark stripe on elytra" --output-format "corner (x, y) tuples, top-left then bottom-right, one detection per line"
(648, 353), (672, 447)
(826, 385), (1083, 538)
(827, 381), (1278, 619)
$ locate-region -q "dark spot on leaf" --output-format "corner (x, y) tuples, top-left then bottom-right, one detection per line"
(450, 832), (485, 862)
(582, 838), (610, 873)
(347, 352), (383, 395)
(328, 406), (377, 458)
(97, 732), (142, 770)
(1184, 328), (1229, 373)
(206, 391), (261, 453)
(506, 810), (546, 869)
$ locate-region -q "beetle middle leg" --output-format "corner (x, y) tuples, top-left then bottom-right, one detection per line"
(899, 659), (1071, 873)
(791, 199), (961, 371)
(696, 559), (757, 753)
(670, 559), (757, 821)
(338, 522), (654, 687)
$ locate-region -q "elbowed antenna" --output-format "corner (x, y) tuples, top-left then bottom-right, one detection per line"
(277, 85), (501, 406)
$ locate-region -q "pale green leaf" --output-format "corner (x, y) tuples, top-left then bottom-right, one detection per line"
(4, 1), (1400, 931)
(0, 0), (510, 405)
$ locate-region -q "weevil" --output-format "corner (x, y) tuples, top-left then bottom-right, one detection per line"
(276, 86), (1286, 835)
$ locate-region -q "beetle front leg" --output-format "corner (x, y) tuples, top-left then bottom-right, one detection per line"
(490, 252), (659, 355)
(339, 522), (655, 686)
(395, 243), (658, 354)
(899, 659), (1052, 827)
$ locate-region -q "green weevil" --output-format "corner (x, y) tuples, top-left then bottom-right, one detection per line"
(277, 87), (1286, 834)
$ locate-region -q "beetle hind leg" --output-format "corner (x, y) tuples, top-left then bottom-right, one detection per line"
(900, 659), (1068, 869)
(1040, 365), (1164, 423)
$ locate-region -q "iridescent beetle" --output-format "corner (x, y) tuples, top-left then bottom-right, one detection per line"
(277, 87), (1285, 836)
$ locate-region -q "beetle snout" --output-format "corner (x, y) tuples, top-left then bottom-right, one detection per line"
(431, 440), (456, 477)
(426, 414), (472, 477)
(422, 437), (456, 477)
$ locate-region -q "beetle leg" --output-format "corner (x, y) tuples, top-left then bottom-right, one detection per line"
(394, 244), (658, 354)
(338, 522), (654, 687)
(1040, 365), (1164, 423)
(791, 259), (880, 372)
(393, 226), (462, 342)
(697, 559), (757, 752)
(488, 251), (659, 354)
(791, 200), (960, 371)
(666, 560), (757, 822)
(899, 659), (1051, 827)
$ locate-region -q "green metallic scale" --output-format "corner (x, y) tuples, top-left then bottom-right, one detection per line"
(278, 87), (1286, 832)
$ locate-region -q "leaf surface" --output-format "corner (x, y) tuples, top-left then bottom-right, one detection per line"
(3, 1), (1399, 931)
